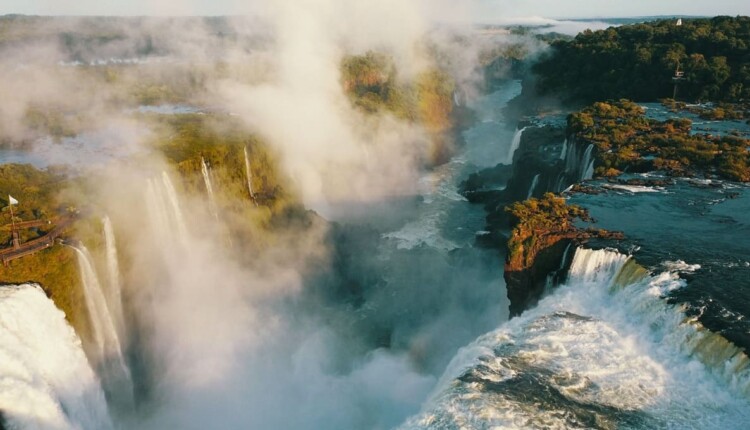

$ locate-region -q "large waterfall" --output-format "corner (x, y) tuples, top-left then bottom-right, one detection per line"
(402, 247), (750, 429)
(0, 284), (113, 430)
(73, 244), (133, 410)
(201, 157), (219, 220)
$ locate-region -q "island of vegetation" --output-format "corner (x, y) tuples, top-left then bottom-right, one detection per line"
(569, 99), (750, 181)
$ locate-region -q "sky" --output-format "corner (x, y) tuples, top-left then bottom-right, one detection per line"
(0, 0), (748, 19)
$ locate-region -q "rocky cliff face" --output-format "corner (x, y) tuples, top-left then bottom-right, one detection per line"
(461, 122), (623, 317)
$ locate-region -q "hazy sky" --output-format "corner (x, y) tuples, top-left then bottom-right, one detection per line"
(0, 0), (748, 19)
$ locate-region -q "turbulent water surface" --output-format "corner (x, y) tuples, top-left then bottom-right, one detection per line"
(402, 248), (750, 429)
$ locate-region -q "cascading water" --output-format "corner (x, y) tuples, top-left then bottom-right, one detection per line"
(244, 146), (258, 206)
(506, 127), (527, 164)
(102, 215), (125, 340)
(402, 247), (750, 429)
(201, 157), (219, 220)
(0, 284), (113, 430)
(73, 244), (133, 410)
(526, 174), (540, 200)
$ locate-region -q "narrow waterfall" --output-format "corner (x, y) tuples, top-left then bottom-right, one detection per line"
(72, 245), (133, 409)
(559, 138), (568, 160)
(564, 138), (578, 173)
(0, 284), (113, 430)
(161, 171), (189, 245)
(102, 216), (125, 340)
(555, 173), (566, 193)
(507, 127), (527, 164)
(201, 157), (219, 220)
(559, 242), (573, 271)
(244, 146), (258, 206)
(526, 174), (540, 200)
(580, 144), (595, 181)
(146, 173), (189, 248)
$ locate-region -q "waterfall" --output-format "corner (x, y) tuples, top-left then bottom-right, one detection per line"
(559, 138), (568, 160)
(162, 171), (189, 244)
(244, 146), (258, 206)
(507, 127), (527, 164)
(201, 157), (219, 220)
(72, 245), (133, 410)
(580, 144), (595, 180)
(555, 173), (566, 192)
(564, 138), (578, 174)
(526, 174), (540, 199)
(102, 216), (125, 340)
(559, 242), (573, 271)
(0, 284), (113, 430)
(404, 247), (750, 429)
(146, 172), (189, 249)
(567, 247), (630, 286)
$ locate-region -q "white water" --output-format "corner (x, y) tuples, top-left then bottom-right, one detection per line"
(507, 127), (527, 164)
(102, 216), (125, 341)
(526, 174), (540, 200)
(0, 284), (113, 430)
(244, 146), (258, 206)
(201, 157), (219, 220)
(73, 244), (133, 410)
(402, 248), (750, 429)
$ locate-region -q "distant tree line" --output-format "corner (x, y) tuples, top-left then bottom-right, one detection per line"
(533, 16), (750, 103)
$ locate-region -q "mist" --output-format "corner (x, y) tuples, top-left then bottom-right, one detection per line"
(0, 1), (522, 428)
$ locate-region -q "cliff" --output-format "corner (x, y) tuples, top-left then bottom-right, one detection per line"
(503, 193), (623, 316)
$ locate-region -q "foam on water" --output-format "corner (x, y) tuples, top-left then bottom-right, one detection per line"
(401, 248), (750, 429)
(0, 284), (113, 430)
(602, 184), (663, 193)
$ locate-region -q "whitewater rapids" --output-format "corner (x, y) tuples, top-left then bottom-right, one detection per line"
(401, 248), (750, 429)
(0, 284), (113, 430)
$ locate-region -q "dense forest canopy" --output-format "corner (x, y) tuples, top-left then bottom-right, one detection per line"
(533, 16), (750, 103)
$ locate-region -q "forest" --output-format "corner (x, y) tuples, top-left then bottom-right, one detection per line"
(533, 16), (750, 103)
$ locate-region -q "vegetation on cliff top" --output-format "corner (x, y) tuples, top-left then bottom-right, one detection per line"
(569, 99), (750, 181)
(341, 51), (454, 129)
(0, 164), (88, 337)
(534, 16), (750, 103)
(505, 193), (591, 271)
